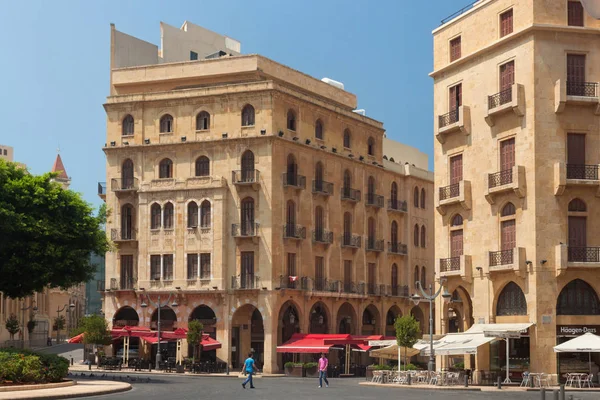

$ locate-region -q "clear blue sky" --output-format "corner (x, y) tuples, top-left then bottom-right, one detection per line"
(0, 0), (465, 210)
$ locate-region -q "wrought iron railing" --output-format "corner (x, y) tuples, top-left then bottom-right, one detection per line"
(567, 81), (598, 97)
(231, 223), (259, 237)
(488, 87), (512, 109)
(389, 285), (410, 298)
(113, 319), (140, 328)
(438, 109), (460, 128)
(440, 257), (461, 272)
(283, 224), (306, 239)
(566, 164), (599, 180)
(97, 280), (105, 292)
(388, 242), (408, 255)
(439, 183), (460, 200)
(111, 178), (139, 191)
(342, 281), (366, 295)
(114, 276), (136, 290)
(231, 275), (260, 290)
(279, 275), (308, 290)
(366, 238), (384, 252)
(232, 170), (260, 184)
(489, 249), (514, 267)
(98, 182), (107, 196)
(341, 187), (361, 202)
(568, 247), (600, 263)
(311, 278), (340, 292)
(388, 199), (408, 212)
(111, 228), (136, 241)
(283, 173), (306, 189)
(440, 0), (480, 24)
(312, 180), (334, 196)
(488, 169), (513, 188)
(312, 229), (334, 244)
(366, 193), (384, 208)
(341, 234), (361, 248)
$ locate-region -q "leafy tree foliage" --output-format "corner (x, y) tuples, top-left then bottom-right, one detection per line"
(80, 315), (112, 345)
(187, 320), (204, 362)
(5, 314), (20, 340)
(394, 315), (421, 370)
(0, 160), (109, 298)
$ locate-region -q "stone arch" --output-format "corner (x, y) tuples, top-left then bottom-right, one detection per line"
(361, 304), (381, 335)
(557, 279), (600, 315)
(277, 300), (302, 368)
(495, 281), (527, 316)
(443, 285), (474, 333)
(385, 306), (402, 336)
(231, 304), (264, 369)
(189, 305), (217, 337)
(112, 306), (139, 327)
(150, 306), (177, 331)
(309, 301), (330, 334)
(336, 302), (357, 334)
(410, 306), (425, 334)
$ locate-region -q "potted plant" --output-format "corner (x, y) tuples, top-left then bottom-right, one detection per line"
(5, 314), (20, 340)
(304, 362), (319, 378)
(284, 361), (304, 377)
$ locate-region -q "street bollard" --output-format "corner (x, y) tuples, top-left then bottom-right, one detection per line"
(407, 373), (411, 385)
(88, 363), (91, 371)
(464, 375), (469, 388)
(71, 358), (74, 366)
(560, 385), (565, 400)
(553, 389), (559, 400)
(226, 364), (229, 375)
(541, 387), (546, 400)
(497, 376), (502, 389)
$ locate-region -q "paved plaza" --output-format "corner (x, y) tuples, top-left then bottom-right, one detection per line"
(68, 374), (600, 400)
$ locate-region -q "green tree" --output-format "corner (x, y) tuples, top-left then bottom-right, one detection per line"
(0, 160), (109, 299)
(27, 318), (36, 334)
(187, 320), (204, 362)
(53, 315), (66, 332)
(394, 315), (421, 370)
(80, 315), (112, 346)
(5, 314), (20, 340)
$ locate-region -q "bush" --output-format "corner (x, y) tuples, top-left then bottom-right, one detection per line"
(453, 362), (465, 369)
(404, 363), (418, 371)
(369, 364), (393, 370)
(0, 348), (68, 383)
(303, 362), (318, 369)
(284, 362), (303, 368)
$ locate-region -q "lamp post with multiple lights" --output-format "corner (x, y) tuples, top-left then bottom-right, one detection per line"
(56, 303), (75, 344)
(20, 298), (38, 348)
(140, 293), (178, 370)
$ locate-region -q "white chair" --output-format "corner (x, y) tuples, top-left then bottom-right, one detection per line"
(371, 370), (382, 384)
(538, 373), (550, 388)
(429, 372), (439, 385)
(565, 373), (574, 387)
(520, 372), (530, 387)
(580, 374), (593, 388)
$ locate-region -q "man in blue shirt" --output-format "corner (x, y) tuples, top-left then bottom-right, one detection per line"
(242, 352), (257, 389)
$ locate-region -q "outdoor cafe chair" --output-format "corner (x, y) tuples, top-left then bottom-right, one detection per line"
(520, 372), (530, 387)
(371, 371), (382, 384)
(580, 374), (593, 388)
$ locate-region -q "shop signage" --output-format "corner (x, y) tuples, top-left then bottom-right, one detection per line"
(556, 325), (600, 336)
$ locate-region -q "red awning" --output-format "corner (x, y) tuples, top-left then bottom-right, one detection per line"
(201, 336), (222, 351)
(68, 333), (84, 344)
(139, 336), (169, 344)
(277, 334), (353, 353)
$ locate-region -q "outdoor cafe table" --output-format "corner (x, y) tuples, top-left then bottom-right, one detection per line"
(528, 373), (550, 387)
(566, 373), (588, 387)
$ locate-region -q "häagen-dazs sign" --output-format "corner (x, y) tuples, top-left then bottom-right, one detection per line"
(556, 325), (600, 336)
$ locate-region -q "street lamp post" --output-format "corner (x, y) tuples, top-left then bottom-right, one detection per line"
(140, 293), (178, 370)
(412, 278), (452, 372)
(56, 303), (75, 344)
(20, 298), (38, 348)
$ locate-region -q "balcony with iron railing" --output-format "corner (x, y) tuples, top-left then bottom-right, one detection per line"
(109, 277), (136, 291)
(97, 182), (107, 200)
(366, 193), (384, 209)
(231, 275), (260, 290)
(554, 163), (600, 196)
(97, 280), (105, 292)
(485, 165), (526, 205)
(367, 283), (386, 296)
(555, 79), (600, 113)
(111, 178), (139, 194)
(389, 284), (410, 298)
(341, 234), (361, 249)
(312, 180), (334, 196)
(283, 224), (306, 240)
(232, 223), (260, 238)
(232, 170), (260, 188)
(278, 275), (310, 290)
(283, 173), (306, 190)
(342, 281), (366, 295)
(556, 244), (600, 274)
(111, 228), (137, 243)
(437, 255), (472, 281)
(311, 278), (340, 293)
(312, 229), (334, 244)
(485, 84), (525, 127)
(365, 238), (384, 253)
(436, 106), (471, 143)
(488, 247), (526, 274)
(387, 199), (408, 213)
(436, 180), (471, 215)
(341, 187), (361, 203)
(388, 242), (408, 255)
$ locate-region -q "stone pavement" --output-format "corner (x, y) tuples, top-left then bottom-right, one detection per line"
(0, 380), (130, 399)
(68, 362), (286, 377)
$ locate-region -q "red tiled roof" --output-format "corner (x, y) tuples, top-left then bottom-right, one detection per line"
(51, 154), (68, 179)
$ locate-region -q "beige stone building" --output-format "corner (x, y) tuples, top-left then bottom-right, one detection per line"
(432, 0), (600, 381)
(101, 21), (434, 373)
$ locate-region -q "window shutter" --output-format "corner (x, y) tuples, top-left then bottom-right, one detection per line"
(568, 1), (584, 27)
(500, 9), (513, 37)
(567, 54), (586, 84)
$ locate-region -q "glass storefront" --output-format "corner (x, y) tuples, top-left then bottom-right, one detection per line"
(490, 337), (530, 380)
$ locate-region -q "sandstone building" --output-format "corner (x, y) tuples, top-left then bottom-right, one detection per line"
(432, 0), (600, 380)
(100, 21), (434, 373)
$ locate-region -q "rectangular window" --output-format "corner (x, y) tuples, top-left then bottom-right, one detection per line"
(315, 257), (324, 291)
(500, 61), (515, 91)
(500, 138), (516, 172)
(450, 36), (461, 62)
(368, 263), (376, 295)
(343, 260), (352, 293)
(190, 51), (198, 60)
(241, 251), (255, 289)
(287, 253), (297, 288)
(500, 9), (513, 37)
(163, 254), (173, 280)
(568, 1), (584, 26)
(120, 255), (134, 289)
(187, 254), (198, 280)
(450, 154), (463, 184)
(200, 253), (211, 279)
(449, 83), (462, 111)
(150, 255), (161, 280)
(2, 149), (6, 155)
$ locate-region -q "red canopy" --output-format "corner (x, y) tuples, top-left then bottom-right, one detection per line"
(201, 335), (222, 351)
(68, 333), (84, 344)
(276, 334), (352, 353)
(139, 336), (169, 344)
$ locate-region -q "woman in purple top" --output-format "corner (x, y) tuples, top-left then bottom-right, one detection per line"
(318, 353), (329, 388)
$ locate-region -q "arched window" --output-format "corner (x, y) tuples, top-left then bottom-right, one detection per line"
(151, 203), (161, 230)
(343, 129), (351, 148)
(159, 158), (173, 179)
(241, 104), (255, 126)
(451, 214), (463, 226)
(286, 154), (298, 185)
(421, 266), (426, 287)
(450, 214), (464, 261)
(368, 217), (376, 242)
(163, 202), (174, 229)
(241, 197), (255, 234)
(196, 111), (210, 131)
(568, 198), (587, 212)
(122, 115), (134, 136)
(286, 200), (296, 226)
(501, 202), (516, 251)
(421, 225), (426, 248)
(343, 212), (352, 237)
(391, 221), (398, 244)
(496, 282), (527, 316)
(414, 187), (419, 207)
(121, 204), (134, 240)
(557, 279), (600, 315)
(414, 266), (419, 287)
(391, 264), (398, 292)
(315, 119), (323, 140)
(187, 202), (198, 228)
(121, 159), (134, 189)
(195, 156), (210, 177)
(315, 206), (324, 234)
(241, 150), (255, 181)
(501, 202), (516, 216)
(287, 109), (296, 131)
(414, 224), (419, 247)
(160, 114), (173, 133)
(200, 200), (211, 228)
(367, 137), (375, 156)
(420, 188), (426, 209)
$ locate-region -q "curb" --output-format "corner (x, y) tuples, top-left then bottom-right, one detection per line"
(359, 382), (482, 391)
(1, 384), (132, 400)
(0, 380), (75, 392)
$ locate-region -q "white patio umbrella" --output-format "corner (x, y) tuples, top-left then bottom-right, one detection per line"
(553, 332), (600, 374)
(581, 0), (600, 19)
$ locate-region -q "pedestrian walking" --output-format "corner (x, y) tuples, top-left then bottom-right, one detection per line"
(242, 352), (257, 389)
(318, 353), (329, 388)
